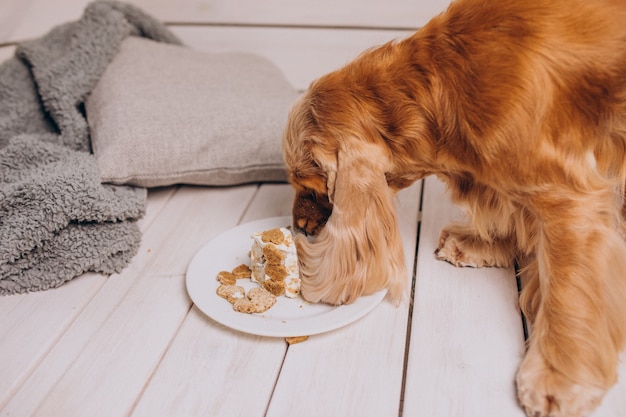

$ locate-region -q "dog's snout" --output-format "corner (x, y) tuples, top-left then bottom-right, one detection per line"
(294, 217), (311, 236)
(292, 190), (333, 237)
(296, 217), (307, 232)
(293, 216), (323, 237)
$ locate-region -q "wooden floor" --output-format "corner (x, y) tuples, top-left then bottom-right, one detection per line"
(1, 1), (625, 416)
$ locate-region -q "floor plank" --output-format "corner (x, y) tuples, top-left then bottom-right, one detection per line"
(0, 273), (106, 410)
(0, 46), (16, 63)
(172, 26), (413, 91)
(0, 0), (38, 43)
(402, 177), (526, 417)
(266, 181), (422, 417)
(4, 0), (448, 43)
(0, 186), (257, 417)
(0, 188), (176, 411)
(4, 2), (416, 91)
(132, 0), (450, 28)
(238, 182), (294, 222)
(131, 307), (286, 417)
(130, 183), (293, 417)
(593, 356), (626, 417)
(3, 0), (89, 43)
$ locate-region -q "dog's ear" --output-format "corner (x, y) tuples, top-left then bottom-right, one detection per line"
(326, 169), (337, 204)
(296, 138), (408, 305)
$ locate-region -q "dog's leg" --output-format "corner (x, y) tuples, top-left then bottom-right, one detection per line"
(516, 189), (626, 417)
(435, 223), (515, 268)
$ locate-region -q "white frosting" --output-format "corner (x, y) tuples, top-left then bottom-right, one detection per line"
(250, 227), (301, 298)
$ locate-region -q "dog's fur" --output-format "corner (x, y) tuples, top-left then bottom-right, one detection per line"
(282, 0), (626, 415)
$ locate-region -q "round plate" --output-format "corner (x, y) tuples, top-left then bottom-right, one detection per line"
(186, 216), (387, 337)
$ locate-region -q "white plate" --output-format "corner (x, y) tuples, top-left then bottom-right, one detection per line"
(186, 216), (387, 337)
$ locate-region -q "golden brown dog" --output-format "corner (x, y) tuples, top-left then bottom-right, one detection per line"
(282, 0), (626, 415)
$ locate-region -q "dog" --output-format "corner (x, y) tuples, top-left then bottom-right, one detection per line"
(282, 0), (626, 416)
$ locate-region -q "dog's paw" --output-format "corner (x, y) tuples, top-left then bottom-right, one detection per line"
(516, 351), (605, 417)
(435, 229), (510, 267)
(435, 230), (475, 267)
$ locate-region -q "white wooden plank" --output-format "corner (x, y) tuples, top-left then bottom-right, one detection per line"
(239, 182), (294, 222)
(592, 357), (626, 417)
(0, 45), (15, 63)
(129, 183), (294, 417)
(0, 291), (22, 319)
(0, 273), (106, 409)
(137, 186), (178, 230)
(6, 0), (90, 42)
(132, 0), (450, 29)
(172, 26), (413, 91)
(0, 188), (174, 410)
(131, 308), (286, 417)
(265, 181), (422, 417)
(6, 0), (448, 43)
(0, 187), (175, 414)
(0, 186), (257, 417)
(402, 177), (526, 417)
(0, 273), (127, 417)
(0, 0), (37, 43)
(6, 6), (415, 90)
(37, 272), (187, 416)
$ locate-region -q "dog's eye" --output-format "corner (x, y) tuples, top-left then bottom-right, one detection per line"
(301, 188), (326, 204)
(309, 160), (321, 171)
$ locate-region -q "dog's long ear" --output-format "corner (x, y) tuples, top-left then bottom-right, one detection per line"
(296, 138), (408, 305)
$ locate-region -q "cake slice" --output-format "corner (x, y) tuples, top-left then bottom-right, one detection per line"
(250, 227), (300, 298)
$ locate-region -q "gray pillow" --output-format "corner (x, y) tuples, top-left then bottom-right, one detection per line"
(86, 36), (297, 187)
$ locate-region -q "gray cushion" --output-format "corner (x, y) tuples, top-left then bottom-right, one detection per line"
(86, 36), (297, 187)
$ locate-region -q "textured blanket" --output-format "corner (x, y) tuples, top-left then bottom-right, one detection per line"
(0, 1), (181, 295)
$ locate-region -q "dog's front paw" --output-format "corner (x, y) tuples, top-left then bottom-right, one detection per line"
(434, 230), (488, 267)
(436, 230), (474, 267)
(516, 350), (605, 417)
(435, 227), (513, 268)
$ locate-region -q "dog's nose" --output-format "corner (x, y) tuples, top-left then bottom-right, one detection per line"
(294, 218), (309, 236)
(292, 189), (333, 236)
(293, 216), (326, 237)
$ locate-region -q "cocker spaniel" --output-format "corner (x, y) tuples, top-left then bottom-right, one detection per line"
(282, 0), (626, 416)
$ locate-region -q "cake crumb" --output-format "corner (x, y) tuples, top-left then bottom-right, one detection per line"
(233, 298), (257, 314)
(232, 263), (251, 279)
(248, 287), (277, 312)
(285, 336), (309, 345)
(216, 271), (236, 285)
(216, 284), (245, 303)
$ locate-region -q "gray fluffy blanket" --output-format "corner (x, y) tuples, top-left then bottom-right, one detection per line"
(0, 1), (181, 295)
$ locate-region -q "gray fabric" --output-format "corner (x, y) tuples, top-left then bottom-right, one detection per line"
(87, 37), (297, 187)
(0, 1), (180, 295)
